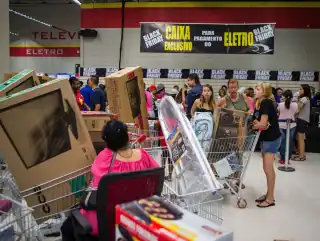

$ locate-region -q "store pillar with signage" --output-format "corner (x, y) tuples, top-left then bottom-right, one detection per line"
(0, 0), (9, 81)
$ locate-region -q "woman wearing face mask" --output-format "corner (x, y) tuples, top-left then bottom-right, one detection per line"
(252, 82), (281, 208)
(191, 84), (215, 117)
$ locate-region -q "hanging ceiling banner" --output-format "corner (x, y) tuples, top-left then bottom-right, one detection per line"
(140, 22), (275, 54)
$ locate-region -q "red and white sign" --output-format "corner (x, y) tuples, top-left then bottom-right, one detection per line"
(32, 31), (80, 41)
(10, 46), (80, 57)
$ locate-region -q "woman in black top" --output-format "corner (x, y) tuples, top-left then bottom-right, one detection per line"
(253, 82), (281, 208)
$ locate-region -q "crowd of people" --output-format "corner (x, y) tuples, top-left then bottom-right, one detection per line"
(68, 73), (316, 211)
(69, 75), (107, 112)
(144, 73), (317, 208)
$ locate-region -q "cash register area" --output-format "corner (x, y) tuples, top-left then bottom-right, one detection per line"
(44, 152), (320, 241)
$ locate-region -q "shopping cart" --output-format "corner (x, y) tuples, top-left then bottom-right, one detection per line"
(127, 123), (223, 224)
(20, 165), (92, 237)
(0, 172), (44, 241)
(206, 129), (262, 209)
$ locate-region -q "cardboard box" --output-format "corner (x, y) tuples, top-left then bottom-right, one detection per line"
(0, 69), (40, 97)
(2, 72), (18, 83)
(81, 111), (116, 142)
(105, 67), (149, 130)
(116, 195), (233, 241)
(213, 108), (249, 140)
(0, 78), (96, 219)
(38, 75), (55, 84)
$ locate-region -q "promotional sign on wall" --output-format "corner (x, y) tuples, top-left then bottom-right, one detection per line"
(78, 67), (319, 82)
(140, 22), (275, 54)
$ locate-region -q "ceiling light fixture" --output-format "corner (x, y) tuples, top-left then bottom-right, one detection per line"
(9, 9), (52, 27)
(72, 0), (82, 5)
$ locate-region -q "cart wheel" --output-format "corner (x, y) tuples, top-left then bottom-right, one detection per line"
(237, 199), (247, 209)
(231, 185), (239, 195)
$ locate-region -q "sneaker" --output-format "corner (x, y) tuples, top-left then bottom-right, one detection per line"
(279, 160), (285, 165)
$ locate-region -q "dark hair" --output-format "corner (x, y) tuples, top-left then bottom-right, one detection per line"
(283, 90), (293, 109)
(300, 84), (311, 99)
(69, 76), (78, 86)
(99, 84), (105, 90)
(247, 87), (254, 91)
(188, 73), (200, 84)
(101, 120), (129, 151)
(79, 81), (83, 87)
(221, 85), (227, 89)
(90, 75), (99, 86)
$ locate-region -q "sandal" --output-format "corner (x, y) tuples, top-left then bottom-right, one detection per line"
(255, 195), (267, 203)
(292, 156), (306, 161)
(257, 200), (275, 208)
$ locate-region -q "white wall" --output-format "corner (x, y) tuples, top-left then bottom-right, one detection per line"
(0, 0), (9, 79)
(9, 4), (80, 73)
(83, 28), (320, 71)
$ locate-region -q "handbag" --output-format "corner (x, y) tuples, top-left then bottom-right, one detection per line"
(80, 152), (117, 210)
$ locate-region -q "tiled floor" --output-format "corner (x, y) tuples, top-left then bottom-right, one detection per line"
(44, 152), (320, 241)
(221, 152), (320, 241)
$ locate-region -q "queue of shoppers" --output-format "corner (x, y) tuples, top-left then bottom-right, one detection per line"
(144, 74), (313, 208)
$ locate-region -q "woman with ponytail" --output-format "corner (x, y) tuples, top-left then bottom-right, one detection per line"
(277, 90), (298, 165)
(253, 82), (281, 208)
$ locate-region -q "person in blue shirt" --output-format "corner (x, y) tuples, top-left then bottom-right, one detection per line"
(88, 75), (106, 111)
(80, 78), (93, 110)
(186, 73), (202, 119)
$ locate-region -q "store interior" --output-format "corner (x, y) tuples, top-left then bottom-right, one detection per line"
(1, 1), (320, 241)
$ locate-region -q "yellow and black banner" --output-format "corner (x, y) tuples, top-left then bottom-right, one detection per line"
(140, 22), (275, 54)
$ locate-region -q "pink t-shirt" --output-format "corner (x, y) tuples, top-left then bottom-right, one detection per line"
(277, 102), (298, 129)
(145, 90), (153, 111)
(80, 148), (159, 236)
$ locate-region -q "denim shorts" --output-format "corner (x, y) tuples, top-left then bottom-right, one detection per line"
(261, 137), (281, 154)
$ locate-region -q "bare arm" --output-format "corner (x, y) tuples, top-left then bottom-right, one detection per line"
(218, 97), (226, 108)
(253, 115), (269, 129)
(94, 104), (101, 111)
(191, 99), (199, 117)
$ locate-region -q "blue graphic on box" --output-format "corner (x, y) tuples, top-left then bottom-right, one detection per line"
(192, 112), (214, 151)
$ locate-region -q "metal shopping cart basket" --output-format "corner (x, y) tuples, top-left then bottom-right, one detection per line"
(20, 166), (92, 237)
(0, 172), (43, 241)
(205, 129), (261, 209)
(127, 123), (223, 224)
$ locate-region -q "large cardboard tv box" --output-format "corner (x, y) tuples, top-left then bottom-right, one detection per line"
(0, 69), (40, 97)
(105, 67), (149, 130)
(81, 111), (117, 153)
(0, 78), (96, 220)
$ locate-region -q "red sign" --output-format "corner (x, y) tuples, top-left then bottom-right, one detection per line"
(10, 47), (80, 57)
(32, 31), (80, 41)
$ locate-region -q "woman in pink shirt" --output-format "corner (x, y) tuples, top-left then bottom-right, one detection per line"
(61, 120), (159, 240)
(277, 90), (298, 164)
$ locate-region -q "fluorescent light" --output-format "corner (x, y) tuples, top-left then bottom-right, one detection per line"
(72, 0), (81, 5)
(10, 32), (20, 36)
(9, 9), (52, 27)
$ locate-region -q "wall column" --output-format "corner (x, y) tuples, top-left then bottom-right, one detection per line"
(0, 0), (9, 81)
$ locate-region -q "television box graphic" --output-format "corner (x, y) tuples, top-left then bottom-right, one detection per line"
(213, 108), (249, 140)
(0, 69), (40, 97)
(105, 67), (149, 130)
(0, 78), (96, 219)
(116, 195), (233, 241)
